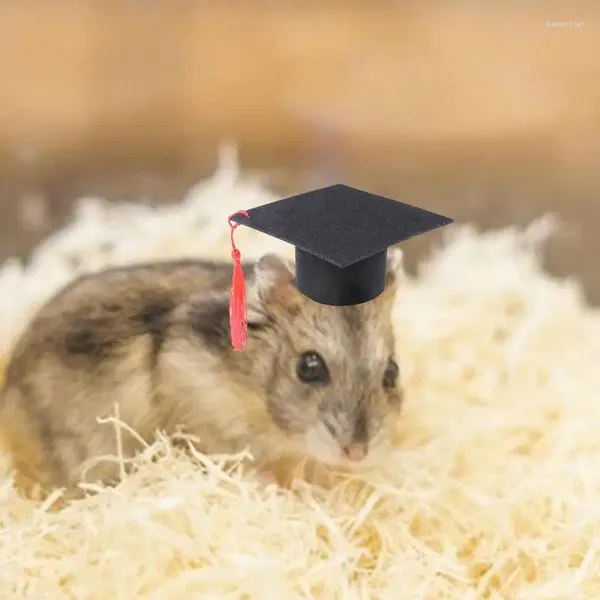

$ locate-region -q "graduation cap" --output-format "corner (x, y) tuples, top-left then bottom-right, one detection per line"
(227, 184), (453, 351)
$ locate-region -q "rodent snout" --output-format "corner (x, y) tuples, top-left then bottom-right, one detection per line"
(341, 442), (368, 462)
(303, 412), (374, 466)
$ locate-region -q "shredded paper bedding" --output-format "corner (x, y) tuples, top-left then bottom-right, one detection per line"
(1, 150), (600, 599)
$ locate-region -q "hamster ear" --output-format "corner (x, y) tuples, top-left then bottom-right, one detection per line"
(371, 247), (403, 312)
(251, 253), (304, 314)
(385, 247), (404, 287)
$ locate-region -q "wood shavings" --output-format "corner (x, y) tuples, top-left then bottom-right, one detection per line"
(1, 154), (600, 598)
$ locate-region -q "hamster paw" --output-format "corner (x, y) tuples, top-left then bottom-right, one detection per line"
(257, 469), (278, 487)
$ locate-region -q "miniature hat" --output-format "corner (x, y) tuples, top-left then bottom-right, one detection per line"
(227, 183), (453, 350)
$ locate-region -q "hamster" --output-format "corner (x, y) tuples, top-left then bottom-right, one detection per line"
(0, 251), (404, 501)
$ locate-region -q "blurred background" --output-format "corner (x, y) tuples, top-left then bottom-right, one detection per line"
(0, 2), (599, 299)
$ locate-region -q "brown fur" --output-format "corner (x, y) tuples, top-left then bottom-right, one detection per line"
(0, 252), (404, 502)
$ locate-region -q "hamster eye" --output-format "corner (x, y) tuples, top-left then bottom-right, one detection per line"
(383, 358), (399, 389)
(297, 351), (330, 385)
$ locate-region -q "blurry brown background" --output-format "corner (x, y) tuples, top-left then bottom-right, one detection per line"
(1, 2), (599, 299)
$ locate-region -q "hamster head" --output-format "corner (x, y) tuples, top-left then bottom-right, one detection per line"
(244, 250), (404, 468)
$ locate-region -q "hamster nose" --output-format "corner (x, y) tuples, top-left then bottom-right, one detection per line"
(342, 442), (368, 462)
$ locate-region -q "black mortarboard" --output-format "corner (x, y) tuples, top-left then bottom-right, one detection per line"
(229, 184), (453, 307)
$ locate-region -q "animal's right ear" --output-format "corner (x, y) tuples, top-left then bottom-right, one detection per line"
(250, 253), (304, 315)
(370, 247), (404, 314)
(385, 247), (404, 287)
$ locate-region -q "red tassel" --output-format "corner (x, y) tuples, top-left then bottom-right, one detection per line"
(228, 210), (250, 351)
